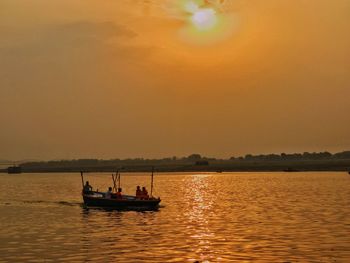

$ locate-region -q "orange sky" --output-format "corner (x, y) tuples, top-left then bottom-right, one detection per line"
(1, 0), (350, 160)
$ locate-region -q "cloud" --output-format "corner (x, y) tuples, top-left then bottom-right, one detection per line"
(0, 21), (137, 53)
(46, 21), (137, 45)
(0, 20), (153, 87)
(1, 21), (140, 57)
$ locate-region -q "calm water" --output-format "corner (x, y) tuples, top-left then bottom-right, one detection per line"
(0, 172), (349, 262)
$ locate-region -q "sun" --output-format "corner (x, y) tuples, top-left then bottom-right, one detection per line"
(168, 0), (237, 45)
(192, 8), (218, 31)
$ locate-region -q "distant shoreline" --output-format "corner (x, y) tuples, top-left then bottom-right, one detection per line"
(2, 151), (350, 174)
(1, 159), (350, 174)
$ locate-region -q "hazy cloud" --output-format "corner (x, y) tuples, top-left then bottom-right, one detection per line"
(46, 21), (137, 44)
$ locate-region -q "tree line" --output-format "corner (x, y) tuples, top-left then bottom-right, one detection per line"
(19, 151), (350, 168)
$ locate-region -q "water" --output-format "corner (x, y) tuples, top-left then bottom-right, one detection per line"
(0, 172), (349, 262)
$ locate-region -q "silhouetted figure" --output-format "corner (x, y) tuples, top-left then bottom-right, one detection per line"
(105, 187), (113, 199)
(136, 186), (142, 198)
(141, 187), (149, 200)
(83, 181), (93, 194)
(116, 187), (123, 199)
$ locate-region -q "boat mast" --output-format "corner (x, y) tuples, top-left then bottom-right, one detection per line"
(80, 171), (84, 188)
(118, 171), (121, 189)
(150, 166), (154, 197)
(112, 172), (117, 192)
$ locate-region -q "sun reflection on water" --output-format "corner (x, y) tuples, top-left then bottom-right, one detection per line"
(183, 174), (221, 262)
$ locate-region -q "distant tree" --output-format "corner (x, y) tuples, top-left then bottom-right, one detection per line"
(293, 153), (303, 159)
(187, 154), (202, 160)
(266, 154), (280, 160)
(245, 154), (253, 160)
(302, 152), (311, 159)
(195, 160), (209, 166)
(334, 151), (350, 159)
(318, 152), (332, 159)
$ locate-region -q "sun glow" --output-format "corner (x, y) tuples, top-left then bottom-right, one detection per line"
(176, 0), (236, 45)
(192, 8), (218, 31)
(184, 1), (199, 13)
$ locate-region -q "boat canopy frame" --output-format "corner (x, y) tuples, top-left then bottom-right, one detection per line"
(80, 166), (156, 197)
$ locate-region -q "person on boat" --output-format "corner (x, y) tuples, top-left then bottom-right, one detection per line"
(141, 186), (149, 200)
(105, 187), (113, 199)
(83, 181), (93, 194)
(116, 188), (123, 199)
(136, 186), (142, 198)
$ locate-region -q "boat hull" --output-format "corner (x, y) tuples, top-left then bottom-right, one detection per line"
(83, 195), (161, 210)
(7, 166), (22, 174)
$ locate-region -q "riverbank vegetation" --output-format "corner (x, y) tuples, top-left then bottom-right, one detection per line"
(3, 151), (350, 173)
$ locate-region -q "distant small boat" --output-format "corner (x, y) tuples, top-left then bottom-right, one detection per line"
(283, 168), (299, 172)
(80, 169), (161, 210)
(7, 166), (22, 174)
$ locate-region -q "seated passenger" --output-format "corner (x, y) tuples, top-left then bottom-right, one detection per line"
(136, 186), (142, 198)
(141, 186), (149, 200)
(116, 188), (123, 199)
(105, 187), (113, 199)
(83, 181), (93, 194)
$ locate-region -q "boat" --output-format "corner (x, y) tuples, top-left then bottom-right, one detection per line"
(81, 169), (161, 210)
(283, 167), (299, 172)
(7, 165), (22, 174)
